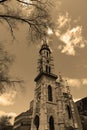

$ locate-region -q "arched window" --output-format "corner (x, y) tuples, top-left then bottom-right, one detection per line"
(49, 116), (55, 130)
(48, 85), (53, 101)
(67, 105), (72, 119)
(46, 65), (51, 73)
(34, 115), (40, 130)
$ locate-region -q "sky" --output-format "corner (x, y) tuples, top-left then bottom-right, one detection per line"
(0, 0), (87, 124)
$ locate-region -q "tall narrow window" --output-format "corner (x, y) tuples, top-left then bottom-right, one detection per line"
(34, 115), (40, 130)
(46, 65), (48, 73)
(47, 51), (49, 57)
(48, 85), (53, 101)
(49, 116), (55, 130)
(67, 105), (72, 119)
(46, 65), (51, 73)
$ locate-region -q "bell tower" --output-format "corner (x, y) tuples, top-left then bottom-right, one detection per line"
(38, 40), (52, 73)
(31, 40), (83, 130)
(35, 39), (57, 80)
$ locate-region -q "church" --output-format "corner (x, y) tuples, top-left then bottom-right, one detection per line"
(13, 40), (83, 130)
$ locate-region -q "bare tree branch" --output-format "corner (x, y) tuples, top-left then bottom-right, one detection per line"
(0, 0), (52, 41)
(0, 115), (12, 130)
(0, 0), (8, 3)
(2, 17), (15, 39)
(0, 44), (24, 94)
(0, 0), (53, 94)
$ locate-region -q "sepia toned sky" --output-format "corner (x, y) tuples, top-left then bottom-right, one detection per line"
(0, 0), (87, 124)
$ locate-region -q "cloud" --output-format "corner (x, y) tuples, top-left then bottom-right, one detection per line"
(66, 77), (87, 88)
(0, 111), (17, 125)
(57, 12), (71, 29)
(47, 27), (53, 35)
(21, 0), (34, 17)
(60, 26), (86, 55)
(67, 78), (81, 88)
(82, 79), (87, 85)
(55, 12), (87, 55)
(0, 90), (17, 106)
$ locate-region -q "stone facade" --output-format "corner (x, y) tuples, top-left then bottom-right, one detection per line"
(13, 41), (83, 130)
(30, 41), (83, 130)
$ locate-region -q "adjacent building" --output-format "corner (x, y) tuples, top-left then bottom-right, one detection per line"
(13, 100), (33, 130)
(76, 97), (87, 130)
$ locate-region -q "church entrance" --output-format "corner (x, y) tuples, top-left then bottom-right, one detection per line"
(34, 115), (39, 130)
(49, 116), (55, 130)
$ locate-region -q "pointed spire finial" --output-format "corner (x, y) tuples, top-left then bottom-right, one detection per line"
(65, 79), (68, 86)
(65, 80), (71, 94)
(59, 72), (63, 82)
(42, 35), (48, 45)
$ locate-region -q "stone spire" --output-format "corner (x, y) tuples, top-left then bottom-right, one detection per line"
(35, 40), (57, 82)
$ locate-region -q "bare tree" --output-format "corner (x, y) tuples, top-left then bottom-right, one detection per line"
(0, 44), (23, 94)
(0, 0), (52, 93)
(0, 44), (13, 93)
(0, 115), (12, 130)
(0, 0), (52, 41)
